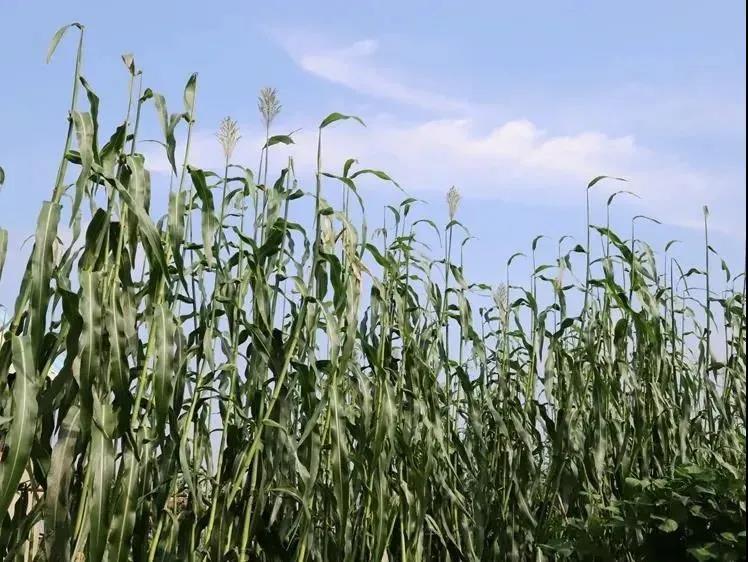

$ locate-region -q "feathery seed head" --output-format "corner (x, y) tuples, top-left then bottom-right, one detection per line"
(216, 116), (241, 161)
(447, 186), (461, 220)
(258, 87), (281, 128)
(493, 283), (509, 329)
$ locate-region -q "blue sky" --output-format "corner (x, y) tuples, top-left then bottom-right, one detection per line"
(1, 1), (745, 307)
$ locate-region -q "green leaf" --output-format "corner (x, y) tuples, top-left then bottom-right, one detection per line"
(0, 228), (7, 282)
(0, 335), (39, 517)
(508, 252), (526, 266)
(721, 259), (731, 282)
(657, 518), (678, 533)
(71, 111), (95, 220)
(153, 304), (176, 433)
(189, 166), (219, 267)
(88, 395), (116, 561)
(687, 544), (719, 561)
(46, 22), (83, 64)
(588, 175), (627, 189)
(350, 168), (402, 191)
(77, 271), (103, 429)
(343, 158), (357, 177)
(100, 124), (127, 175)
(109, 177), (168, 279)
(319, 112), (365, 129)
(106, 290), (131, 406)
(45, 405), (81, 561)
(106, 443), (141, 562)
(79, 77), (101, 163)
(152, 93), (179, 175)
(29, 201), (61, 355)
(121, 53), (135, 75)
(264, 134), (295, 148)
(183, 73), (198, 117)
(633, 214), (661, 226)
(168, 190), (187, 287)
(124, 154), (152, 256)
(607, 189), (639, 205)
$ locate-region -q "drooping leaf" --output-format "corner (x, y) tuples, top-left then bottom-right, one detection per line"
(588, 175), (627, 189)
(46, 22), (83, 64)
(0, 336), (39, 517)
(320, 112), (365, 129)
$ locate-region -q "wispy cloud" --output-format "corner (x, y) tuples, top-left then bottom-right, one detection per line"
(278, 35), (469, 113)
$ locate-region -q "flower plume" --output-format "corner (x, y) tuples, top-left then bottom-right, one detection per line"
(216, 116), (241, 161)
(447, 186), (461, 220)
(258, 87), (281, 129)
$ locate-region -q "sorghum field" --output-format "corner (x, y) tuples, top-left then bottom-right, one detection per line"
(0, 24), (745, 562)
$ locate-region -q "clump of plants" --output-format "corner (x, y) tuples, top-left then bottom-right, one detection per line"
(546, 464), (746, 560)
(0, 23), (745, 561)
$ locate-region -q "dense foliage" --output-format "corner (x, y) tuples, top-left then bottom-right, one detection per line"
(0, 24), (745, 561)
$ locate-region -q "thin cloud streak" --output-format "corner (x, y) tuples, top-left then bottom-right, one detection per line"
(279, 35), (470, 113)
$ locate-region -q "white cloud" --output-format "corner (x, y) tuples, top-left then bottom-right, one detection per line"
(142, 114), (742, 234)
(305, 117), (744, 232)
(279, 35), (469, 113)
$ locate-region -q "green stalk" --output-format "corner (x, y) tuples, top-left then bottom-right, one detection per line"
(51, 25), (85, 206)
